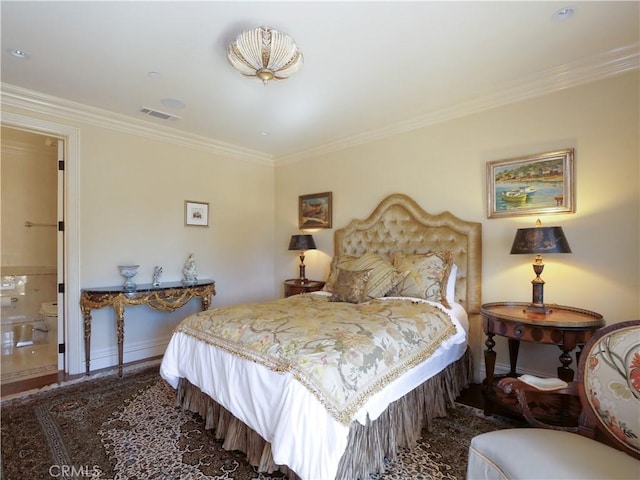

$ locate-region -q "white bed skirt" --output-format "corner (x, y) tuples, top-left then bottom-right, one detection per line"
(174, 348), (472, 480)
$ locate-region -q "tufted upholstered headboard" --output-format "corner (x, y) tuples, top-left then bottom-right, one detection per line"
(334, 193), (482, 316)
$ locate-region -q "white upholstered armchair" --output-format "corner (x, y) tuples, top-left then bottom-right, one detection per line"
(467, 320), (640, 480)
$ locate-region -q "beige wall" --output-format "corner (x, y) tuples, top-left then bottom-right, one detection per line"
(275, 71), (640, 379)
(77, 124), (276, 303)
(76, 125), (276, 369)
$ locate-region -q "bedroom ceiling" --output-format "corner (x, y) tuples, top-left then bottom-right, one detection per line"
(1, 1), (638, 162)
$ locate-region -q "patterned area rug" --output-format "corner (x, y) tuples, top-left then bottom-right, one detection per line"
(1, 364), (522, 480)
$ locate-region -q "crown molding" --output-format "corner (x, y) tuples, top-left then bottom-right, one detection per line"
(275, 43), (639, 166)
(0, 84), (274, 167)
(2, 43), (637, 168)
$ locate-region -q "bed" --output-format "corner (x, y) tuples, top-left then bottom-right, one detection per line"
(160, 193), (482, 479)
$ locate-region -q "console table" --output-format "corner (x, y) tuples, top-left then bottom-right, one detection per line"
(80, 279), (215, 377)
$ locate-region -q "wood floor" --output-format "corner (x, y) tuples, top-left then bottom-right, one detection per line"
(0, 356), (163, 399)
(456, 382), (485, 409)
(1, 370), (67, 398)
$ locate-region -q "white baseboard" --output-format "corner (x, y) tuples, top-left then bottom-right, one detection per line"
(88, 335), (170, 372)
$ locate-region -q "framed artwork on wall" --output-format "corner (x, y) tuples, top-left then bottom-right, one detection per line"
(298, 192), (332, 229)
(185, 200), (209, 227)
(487, 149), (575, 219)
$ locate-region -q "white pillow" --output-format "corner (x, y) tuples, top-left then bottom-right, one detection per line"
(446, 264), (457, 305)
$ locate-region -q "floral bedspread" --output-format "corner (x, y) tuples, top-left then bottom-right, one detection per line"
(175, 294), (457, 425)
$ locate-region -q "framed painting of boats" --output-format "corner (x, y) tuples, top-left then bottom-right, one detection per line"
(487, 149), (575, 219)
(298, 191), (332, 229)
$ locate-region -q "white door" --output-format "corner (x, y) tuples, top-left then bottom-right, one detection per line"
(56, 139), (65, 370)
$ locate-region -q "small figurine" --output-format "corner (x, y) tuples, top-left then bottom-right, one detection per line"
(182, 253), (197, 284)
(152, 266), (163, 287)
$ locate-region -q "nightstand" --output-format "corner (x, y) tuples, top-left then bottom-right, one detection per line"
(284, 279), (325, 298)
(480, 301), (604, 418)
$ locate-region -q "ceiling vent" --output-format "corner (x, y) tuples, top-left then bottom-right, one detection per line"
(139, 107), (181, 121)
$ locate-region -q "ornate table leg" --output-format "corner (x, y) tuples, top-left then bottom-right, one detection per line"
(507, 338), (520, 377)
(201, 295), (210, 311)
(81, 306), (92, 375)
(483, 332), (496, 415)
(114, 303), (125, 377)
(557, 331), (578, 382)
(199, 284), (215, 310)
(557, 346), (575, 382)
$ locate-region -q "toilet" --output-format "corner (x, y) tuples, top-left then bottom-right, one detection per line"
(38, 301), (58, 333)
(1, 302), (57, 347)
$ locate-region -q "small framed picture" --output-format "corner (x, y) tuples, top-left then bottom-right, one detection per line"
(298, 192), (332, 229)
(487, 149), (575, 219)
(185, 200), (209, 227)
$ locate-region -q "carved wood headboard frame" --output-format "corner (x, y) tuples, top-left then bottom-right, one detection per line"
(334, 194), (482, 366)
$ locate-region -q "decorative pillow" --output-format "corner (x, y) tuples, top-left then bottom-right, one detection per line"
(347, 252), (405, 299)
(328, 268), (372, 304)
(324, 255), (357, 292)
(390, 251), (454, 308)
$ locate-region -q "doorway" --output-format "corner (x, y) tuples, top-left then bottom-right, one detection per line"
(1, 127), (63, 387)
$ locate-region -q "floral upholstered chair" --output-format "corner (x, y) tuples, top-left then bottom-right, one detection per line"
(466, 320), (640, 479)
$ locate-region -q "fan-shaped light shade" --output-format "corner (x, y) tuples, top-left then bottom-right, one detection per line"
(227, 26), (303, 84)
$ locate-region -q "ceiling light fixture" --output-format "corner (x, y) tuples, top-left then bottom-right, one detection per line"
(9, 49), (28, 59)
(161, 98), (186, 109)
(552, 6), (575, 22)
(227, 26), (303, 85)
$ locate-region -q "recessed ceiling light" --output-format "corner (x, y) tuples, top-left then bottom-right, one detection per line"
(9, 49), (29, 59)
(161, 98), (186, 109)
(260, 131), (270, 136)
(147, 71), (162, 79)
(552, 6), (575, 22)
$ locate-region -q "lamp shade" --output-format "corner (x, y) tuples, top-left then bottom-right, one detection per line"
(510, 226), (571, 254)
(227, 26), (303, 84)
(288, 234), (316, 251)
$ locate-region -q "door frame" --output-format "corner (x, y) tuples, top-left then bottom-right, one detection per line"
(1, 112), (83, 375)
(56, 139), (65, 370)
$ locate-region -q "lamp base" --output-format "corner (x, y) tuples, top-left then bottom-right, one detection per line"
(527, 277), (550, 314)
(298, 264), (306, 282)
(523, 303), (551, 315)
